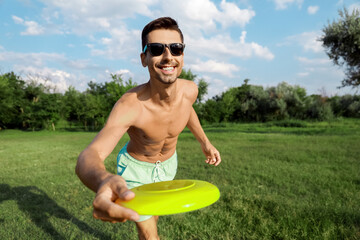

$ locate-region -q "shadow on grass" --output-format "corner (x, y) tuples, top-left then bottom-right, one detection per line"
(0, 184), (111, 240)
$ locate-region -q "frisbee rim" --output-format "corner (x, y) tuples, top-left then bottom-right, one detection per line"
(115, 179), (220, 215)
(136, 180), (195, 193)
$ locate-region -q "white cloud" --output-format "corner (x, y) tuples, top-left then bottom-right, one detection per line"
(187, 32), (274, 60)
(285, 31), (323, 53)
(196, 75), (228, 99)
(188, 59), (240, 77)
(159, 0), (218, 33)
(12, 15), (45, 35)
(307, 5), (319, 15)
(295, 55), (347, 95)
(0, 50), (100, 73)
(39, 0), (156, 35)
(65, 59), (100, 70)
(12, 15), (24, 24)
(105, 69), (134, 79)
(37, 0), (255, 35)
(349, 3), (360, 12)
(296, 57), (331, 65)
(297, 72), (309, 77)
(13, 65), (71, 93)
(114, 69), (131, 75)
(158, 0), (255, 36)
(90, 27), (141, 59)
(82, 0), (259, 61)
(5, 0), (273, 97)
(0, 51), (65, 67)
(273, 0), (303, 10)
(250, 42), (275, 60)
(11, 0), (264, 67)
(295, 65), (346, 96)
(22, 21), (45, 35)
(217, 0), (255, 28)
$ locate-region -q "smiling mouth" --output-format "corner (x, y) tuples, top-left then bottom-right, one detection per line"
(159, 66), (176, 73)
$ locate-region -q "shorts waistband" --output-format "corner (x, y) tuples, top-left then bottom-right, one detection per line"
(118, 142), (177, 167)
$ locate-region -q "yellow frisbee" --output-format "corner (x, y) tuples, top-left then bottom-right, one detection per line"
(115, 180), (220, 215)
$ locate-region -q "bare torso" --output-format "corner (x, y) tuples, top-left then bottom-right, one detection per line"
(124, 79), (196, 163)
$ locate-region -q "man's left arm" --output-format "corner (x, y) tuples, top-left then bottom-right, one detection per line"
(186, 107), (221, 166)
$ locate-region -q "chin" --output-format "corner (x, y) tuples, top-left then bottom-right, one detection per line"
(156, 75), (178, 85)
(160, 78), (177, 85)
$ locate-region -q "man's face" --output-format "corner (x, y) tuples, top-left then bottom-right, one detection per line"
(141, 29), (184, 85)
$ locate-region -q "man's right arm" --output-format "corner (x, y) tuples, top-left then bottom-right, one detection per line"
(75, 93), (141, 222)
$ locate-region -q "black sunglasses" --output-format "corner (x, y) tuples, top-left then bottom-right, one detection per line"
(143, 43), (185, 56)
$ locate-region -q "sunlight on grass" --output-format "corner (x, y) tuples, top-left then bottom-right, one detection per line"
(0, 119), (359, 239)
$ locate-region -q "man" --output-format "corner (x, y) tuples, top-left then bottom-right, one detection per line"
(76, 17), (221, 240)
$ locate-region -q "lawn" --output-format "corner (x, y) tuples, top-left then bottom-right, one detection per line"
(0, 119), (359, 239)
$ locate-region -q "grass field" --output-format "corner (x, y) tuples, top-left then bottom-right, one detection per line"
(0, 119), (359, 240)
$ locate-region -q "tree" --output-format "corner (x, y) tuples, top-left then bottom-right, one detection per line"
(321, 8), (360, 87)
(196, 79), (208, 103)
(305, 95), (334, 121)
(106, 73), (137, 106)
(179, 69), (197, 81)
(21, 81), (62, 130)
(179, 69), (208, 103)
(62, 86), (85, 127)
(63, 74), (138, 130)
(0, 72), (26, 129)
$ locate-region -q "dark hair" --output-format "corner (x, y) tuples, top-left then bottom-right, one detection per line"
(141, 17), (184, 51)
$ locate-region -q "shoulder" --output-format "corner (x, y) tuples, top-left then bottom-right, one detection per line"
(178, 79), (198, 103)
(107, 85), (146, 127)
(116, 83), (147, 106)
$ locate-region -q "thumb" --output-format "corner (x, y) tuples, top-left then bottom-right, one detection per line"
(109, 175), (135, 201)
(119, 190), (135, 201)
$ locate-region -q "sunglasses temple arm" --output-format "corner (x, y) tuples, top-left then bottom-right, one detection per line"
(143, 45), (147, 53)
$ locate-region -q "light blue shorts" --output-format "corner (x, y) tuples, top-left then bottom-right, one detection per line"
(117, 142), (178, 222)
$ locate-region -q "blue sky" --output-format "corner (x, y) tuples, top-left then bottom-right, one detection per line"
(0, 0), (359, 98)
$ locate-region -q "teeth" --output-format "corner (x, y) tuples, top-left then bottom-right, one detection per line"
(162, 67), (174, 71)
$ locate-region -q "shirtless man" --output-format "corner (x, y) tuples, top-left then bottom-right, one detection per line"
(76, 17), (221, 240)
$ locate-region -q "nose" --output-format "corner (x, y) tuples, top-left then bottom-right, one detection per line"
(161, 46), (173, 60)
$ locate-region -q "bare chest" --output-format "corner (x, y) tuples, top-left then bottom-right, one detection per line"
(130, 101), (191, 142)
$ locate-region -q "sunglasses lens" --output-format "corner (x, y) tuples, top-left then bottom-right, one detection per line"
(149, 44), (165, 56)
(146, 43), (184, 56)
(170, 43), (184, 56)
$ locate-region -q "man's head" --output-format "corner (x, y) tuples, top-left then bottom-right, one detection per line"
(141, 17), (184, 52)
(141, 17), (185, 85)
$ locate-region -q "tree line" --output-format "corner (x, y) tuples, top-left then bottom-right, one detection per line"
(0, 72), (137, 131)
(196, 79), (360, 124)
(1, 8), (359, 130)
(0, 70), (359, 131)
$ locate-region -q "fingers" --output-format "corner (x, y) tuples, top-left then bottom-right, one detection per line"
(213, 151), (222, 166)
(205, 149), (222, 166)
(93, 194), (139, 222)
(92, 175), (140, 223)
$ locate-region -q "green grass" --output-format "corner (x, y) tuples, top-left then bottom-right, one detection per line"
(0, 118), (359, 239)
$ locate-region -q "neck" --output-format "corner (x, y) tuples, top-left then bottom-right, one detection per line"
(148, 78), (178, 105)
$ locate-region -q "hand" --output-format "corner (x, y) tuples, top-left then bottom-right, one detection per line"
(201, 141), (222, 166)
(92, 175), (140, 223)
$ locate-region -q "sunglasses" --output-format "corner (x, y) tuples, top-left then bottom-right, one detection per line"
(143, 43), (185, 56)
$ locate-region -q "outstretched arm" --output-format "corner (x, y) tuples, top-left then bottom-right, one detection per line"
(76, 94), (140, 222)
(186, 107), (221, 166)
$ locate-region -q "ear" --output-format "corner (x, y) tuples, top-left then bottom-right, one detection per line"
(140, 53), (147, 67)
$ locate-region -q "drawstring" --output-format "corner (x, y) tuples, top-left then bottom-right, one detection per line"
(153, 160), (164, 182)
